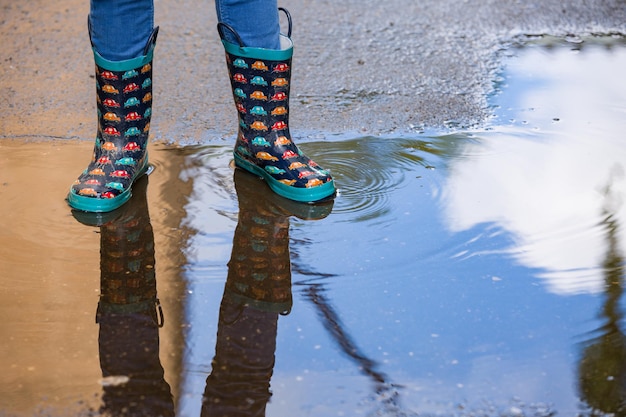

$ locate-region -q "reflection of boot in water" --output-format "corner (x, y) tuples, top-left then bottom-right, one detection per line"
(224, 168), (333, 313)
(201, 168), (327, 416)
(226, 170), (293, 315)
(95, 175), (174, 417)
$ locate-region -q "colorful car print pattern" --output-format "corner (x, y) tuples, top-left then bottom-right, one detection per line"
(226, 51), (333, 195)
(70, 59), (153, 202)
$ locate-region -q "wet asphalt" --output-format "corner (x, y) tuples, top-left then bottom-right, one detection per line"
(1, 0), (625, 142)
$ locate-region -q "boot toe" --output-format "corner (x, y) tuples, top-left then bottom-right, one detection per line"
(68, 186), (132, 213)
(234, 151), (336, 203)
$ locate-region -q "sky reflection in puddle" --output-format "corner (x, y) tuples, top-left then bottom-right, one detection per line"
(443, 40), (626, 295)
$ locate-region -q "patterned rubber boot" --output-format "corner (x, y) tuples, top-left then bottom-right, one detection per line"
(67, 27), (158, 213)
(218, 11), (336, 203)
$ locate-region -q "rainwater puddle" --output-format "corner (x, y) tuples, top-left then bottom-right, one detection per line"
(1, 36), (626, 417)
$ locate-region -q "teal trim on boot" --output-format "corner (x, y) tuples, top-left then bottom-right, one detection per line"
(222, 34), (293, 61)
(93, 46), (155, 72)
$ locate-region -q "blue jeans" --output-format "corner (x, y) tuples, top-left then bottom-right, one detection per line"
(90, 0), (280, 61)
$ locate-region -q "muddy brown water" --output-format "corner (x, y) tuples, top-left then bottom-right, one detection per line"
(2, 37), (626, 416)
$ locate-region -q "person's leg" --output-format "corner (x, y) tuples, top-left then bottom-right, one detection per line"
(89, 0), (154, 60)
(214, 0), (280, 49)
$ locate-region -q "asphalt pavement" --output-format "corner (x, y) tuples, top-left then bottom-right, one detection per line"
(1, 0), (625, 142)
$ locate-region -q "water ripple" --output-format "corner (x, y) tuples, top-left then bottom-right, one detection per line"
(304, 137), (444, 222)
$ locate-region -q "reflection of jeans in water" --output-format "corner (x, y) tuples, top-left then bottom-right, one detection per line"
(98, 309), (174, 417)
(89, 0), (280, 61)
(201, 295), (278, 417)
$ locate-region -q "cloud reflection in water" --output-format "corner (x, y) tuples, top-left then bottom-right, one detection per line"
(442, 43), (626, 295)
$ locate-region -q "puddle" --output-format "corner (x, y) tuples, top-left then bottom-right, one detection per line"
(1, 36), (626, 416)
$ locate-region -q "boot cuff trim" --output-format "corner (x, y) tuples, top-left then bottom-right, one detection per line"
(93, 46), (155, 71)
(222, 35), (293, 61)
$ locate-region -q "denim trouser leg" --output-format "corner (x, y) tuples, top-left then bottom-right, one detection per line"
(215, 0), (281, 50)
(89, 0), (154, 61)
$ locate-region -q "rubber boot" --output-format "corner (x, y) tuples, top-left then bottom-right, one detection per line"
(218, 10), (336, 203)
(67, 27), (158, 213)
